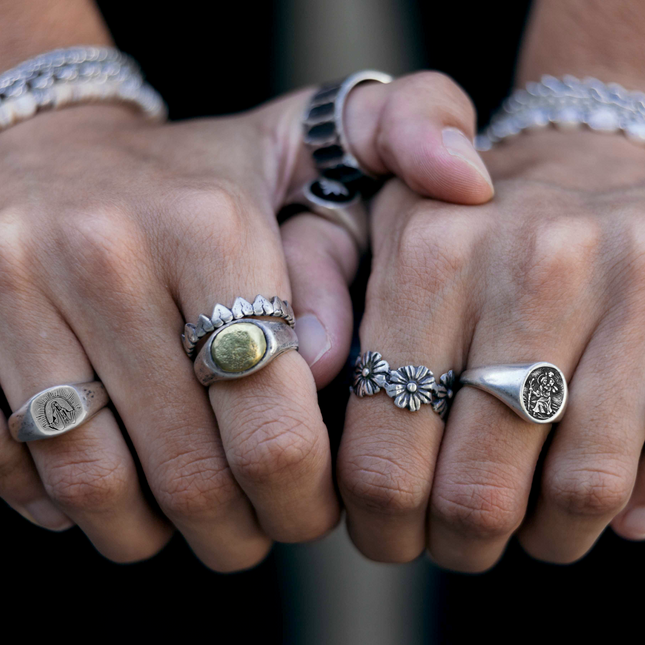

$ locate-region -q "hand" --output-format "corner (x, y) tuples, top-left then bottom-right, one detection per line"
(338, 128), (645, 570)
(0, 72), (491, 570)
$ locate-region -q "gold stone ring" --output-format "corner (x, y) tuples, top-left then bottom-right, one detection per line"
(193, 319), (299, 386)
(182, 295), (295, 359)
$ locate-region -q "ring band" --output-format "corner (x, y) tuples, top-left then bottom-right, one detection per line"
(182, 295), (295, 359)
(286, 177), (368, 253)
(194, 318), (299, 386)
(352, 351), (455, 417)
(304, 70), (394, 183)
(9, 381), (109, 442)
(459, 362), (568, 424)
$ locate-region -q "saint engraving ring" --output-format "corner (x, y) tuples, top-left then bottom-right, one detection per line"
(9, 382), (109, 442)
(460, 362), (568, 424)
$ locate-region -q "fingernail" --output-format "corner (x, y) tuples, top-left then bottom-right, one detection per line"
(296, 313), (331, 367)
(442, 127), (494, 189)
(620, 506), (645, 540)
(22, 499), (74, 531)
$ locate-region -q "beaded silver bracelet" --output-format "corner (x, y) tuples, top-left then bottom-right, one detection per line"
(476, 75), (645, 151)
(0, 46), (166, 131)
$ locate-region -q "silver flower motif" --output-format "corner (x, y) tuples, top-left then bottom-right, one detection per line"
(353, 351), (390, 397)
(431, 370), (455, 419)
(385, 365), (436, 412)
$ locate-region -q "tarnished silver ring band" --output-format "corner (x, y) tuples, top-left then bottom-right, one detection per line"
(352, 351), (455, 417)
(9, 382), (109, 442)
(194, 319), (299, 386)
(286, 177), (368, 253)
(304, 69), (394, 182)
(460, 362), (568, 424)
(182, 295), (295, 359)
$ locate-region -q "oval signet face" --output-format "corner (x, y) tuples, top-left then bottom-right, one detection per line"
(522, 366), (565, 422)
(211, 323), (267, 373)
(32, 387), (83, 434)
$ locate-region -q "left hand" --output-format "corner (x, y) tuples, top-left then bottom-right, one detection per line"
(338, 128), (645, 571)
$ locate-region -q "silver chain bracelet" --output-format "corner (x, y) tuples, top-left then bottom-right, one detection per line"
(476, 75), (645, 151)
(0, 46), (166, 131)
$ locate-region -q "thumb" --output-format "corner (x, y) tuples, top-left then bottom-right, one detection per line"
(343, 71), (494, 203)
(255, 70), (493, 208)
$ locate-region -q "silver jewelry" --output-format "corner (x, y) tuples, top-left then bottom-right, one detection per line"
(352, 351), (455, 417)
(304, 70), (393, 182)
(460, 362), (568, 424)
(193, 319), (299, 386)
(0, 46), (165, 131)
(9, 382), (109, 442)
(476, 75), (645, 151)
(182, 295), (295, 358)
(287, 177), (368, 253)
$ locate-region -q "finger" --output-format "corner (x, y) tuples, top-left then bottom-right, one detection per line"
(0, 405), (73, 531)
(184, 196), (340, 542)
(519, 297), (645, 561)
(281, 212), (359, 388)
(345, 71), (494, 203)
(0, 270), (170, 562)
(426, 209), (601, 572)
(46, 208), (272, 572)
(336, 181), (474, 562)
(612, 451), (645, 541)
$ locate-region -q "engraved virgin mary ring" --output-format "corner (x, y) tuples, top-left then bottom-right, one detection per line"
(352, 351), (455, 417)
(194, 319), (299, 386)
(304, 70), (393, 184)
(9, 382), (109, 442)
(459, 362), (568, 424)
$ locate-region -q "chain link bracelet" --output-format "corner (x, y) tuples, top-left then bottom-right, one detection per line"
(476, 75), (645, 151)
(0, 46), (166, 131)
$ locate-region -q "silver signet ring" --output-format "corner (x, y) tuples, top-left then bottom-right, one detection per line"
(193, 319), (299, 386)
(459, 362), (568, 424)
(9, 382), (109, 442)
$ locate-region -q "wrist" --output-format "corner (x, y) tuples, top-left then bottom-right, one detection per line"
(517, 0), (645, 92)
(0, 1), (112, 73)
(484, 128), (645, 191)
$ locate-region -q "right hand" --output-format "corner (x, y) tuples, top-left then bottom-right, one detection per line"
(0, 72), (492, 570)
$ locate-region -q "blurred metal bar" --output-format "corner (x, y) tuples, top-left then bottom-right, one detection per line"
(274, 0), (424, 91)
(273, 2), (434, 643)
(276, 524), (436, 645)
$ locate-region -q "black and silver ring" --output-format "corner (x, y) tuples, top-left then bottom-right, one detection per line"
(303, 69), (393, 186)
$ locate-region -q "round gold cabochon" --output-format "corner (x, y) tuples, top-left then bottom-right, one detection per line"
(211, 323), (267, 373)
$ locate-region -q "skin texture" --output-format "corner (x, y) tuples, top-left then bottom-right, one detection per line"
(338, 130), (645, 570)
(333, 0), (645, 573)
(0, 72), (492, 569)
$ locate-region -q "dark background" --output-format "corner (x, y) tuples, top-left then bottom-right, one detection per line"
(3, 1), (642, 641)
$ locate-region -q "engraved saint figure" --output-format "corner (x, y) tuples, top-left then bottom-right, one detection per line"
(528, 371), (559, 418)
(45, 397), (76, 431)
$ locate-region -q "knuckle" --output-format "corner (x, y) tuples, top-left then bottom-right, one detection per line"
(339, 451), (429, 516)
(175, 184), (246, 249)
(395, 71), (475, 124)
(227, 408), (323, 486)
(521, 217), (600, 303)
(154, 450), (242, 521)
(392, 208), (478, 298)
(544, 464), (633, 518)
(431, 480), (522, 540)
(63, 208), (142, 285)
(623, 217), (645, 280)
(0, 217), (32, 297)
(43, 454), (131, 513)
